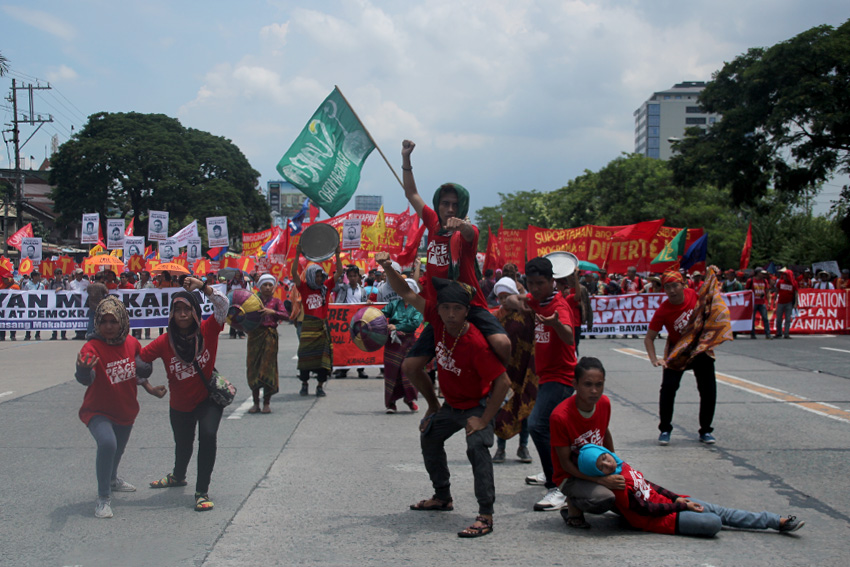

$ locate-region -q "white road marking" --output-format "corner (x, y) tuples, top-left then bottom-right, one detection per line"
(614, 347), (850, 424)
(821, 347), (850, 354)
(0, 391), (14, 399)
(226, 397), (256, 420)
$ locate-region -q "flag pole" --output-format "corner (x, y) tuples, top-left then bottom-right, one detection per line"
(334, 86), (403, 189)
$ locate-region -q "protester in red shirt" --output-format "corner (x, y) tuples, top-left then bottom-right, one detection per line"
(577, 444), (805, 536)
(745, 268), (772, 339)
(644, 268), (718, 446)
(291, 243), (341, 397)
(76, 295), (166, 518)
(550, 357), (621, 529)
(0, 270), (20, 341)
(377, 252), (510, 539)
(774, 268), (798, 339)
(140, 277), (229, 512)
(620, 266), (643, 295)
(118, 272), (135, 290)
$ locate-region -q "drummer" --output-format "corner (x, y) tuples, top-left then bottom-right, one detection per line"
(399, 140), (511, 382)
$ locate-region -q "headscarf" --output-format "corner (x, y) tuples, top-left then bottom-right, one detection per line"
(93, 295), (130, 346)
(433, 277), (473, 307)
(304, 264), (328, 291)
(257, 274), (276, 288)
(432, 183), (470, 225)
(661, 267), (684, 286)
(404, 278), (420, 294)
(168, 290), (204, 364)
(577, 444), (623, 477)
(493, 276), (519, 297)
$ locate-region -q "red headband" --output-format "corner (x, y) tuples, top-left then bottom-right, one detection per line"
(661, 268), (684, 286)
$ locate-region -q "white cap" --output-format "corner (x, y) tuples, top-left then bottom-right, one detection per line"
(493, 276), (519, 297)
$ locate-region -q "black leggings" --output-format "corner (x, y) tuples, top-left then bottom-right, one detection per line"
(169, 398), (223, 494)
(659, 353), (716, 435)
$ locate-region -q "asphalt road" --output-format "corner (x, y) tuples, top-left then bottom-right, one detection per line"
(0, 328), (848, 566)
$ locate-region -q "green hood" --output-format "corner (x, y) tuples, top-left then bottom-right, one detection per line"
(432, 183), (470, 225)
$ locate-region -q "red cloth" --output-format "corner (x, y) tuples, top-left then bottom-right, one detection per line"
(78, 337), (142, 426)
(139, 316), (223, 412)
(549, 395), (611, 486)
(298, 278), (335, 319)
(614, 463), (686, 535)
(527, 293), (576, 386)
(421, 206), (487, 308)
(776, 273), (798, 304)
(746, 277), (769, 305)
(426, 301), (505, 410)
(648, 287), (698, 348)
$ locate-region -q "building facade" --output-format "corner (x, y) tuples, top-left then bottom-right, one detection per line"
(267, 180), (310, 222)
(354, 195), (382, 212)
(633, 81), (721, 160)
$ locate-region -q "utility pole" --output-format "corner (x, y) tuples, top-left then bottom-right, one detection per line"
(4, 78), (53, 256)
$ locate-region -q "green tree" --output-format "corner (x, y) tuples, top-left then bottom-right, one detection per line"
(50, 112), (270, 243)
(670, 20), (850, 211)
(0, 51), (9, 76)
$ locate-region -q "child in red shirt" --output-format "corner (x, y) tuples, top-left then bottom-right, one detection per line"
(76, 295), (166, 518)
(577, 444), (805, 536)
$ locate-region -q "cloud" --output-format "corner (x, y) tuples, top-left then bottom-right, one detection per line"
(45, 65), (78, 82)
(260, 22), (289, 45)
(2, 6), (75, 41)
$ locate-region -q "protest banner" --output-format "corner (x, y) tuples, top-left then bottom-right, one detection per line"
(786, 290), (847, 334)
(276, 87), (376, 217)
(124, 236), (145, 260)
(106, 219), (125, 250)
(0, 285), (225, 331)
(242, 228), (275, 257)
(499, 228), (527, 269)
(148, 211), (169, 242)
(21, 237), (42, 263)
(81, 214), (100, 244)
(160, 238), (178, 262)
(206, 217), (229, 247)
(328, 303), (385, 368)
(342, 219), (362, 250)
(186, 238), (202, 262)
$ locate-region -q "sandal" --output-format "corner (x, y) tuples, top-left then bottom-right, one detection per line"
(194, 493), (214, 512)
(565, 515), (592, 529)
(149, 473), (187, 489)
(410, 496), (454, 511)
(261, 405), (271, 414)
(248, 406), (260, 414)
(458, 515), (493, 538)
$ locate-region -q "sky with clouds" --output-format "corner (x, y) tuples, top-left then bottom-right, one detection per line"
(2, 1), (847, 219)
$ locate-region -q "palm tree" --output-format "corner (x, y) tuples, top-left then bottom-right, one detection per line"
(0, 51), (9, 76)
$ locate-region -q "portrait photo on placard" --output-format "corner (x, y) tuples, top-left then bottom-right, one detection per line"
(107, 219), (125, 250)
(81, 213), (100, 244)
(148, 210), (169, 242)
(206, 216), (229, 247)
(124, 236), (145, 260)
(160, 238), (177, 262)
(21, 237), (43, 262)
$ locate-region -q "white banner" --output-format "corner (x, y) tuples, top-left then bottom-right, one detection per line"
(81, 213), (100, 244)
(0, 285), (225, 331)
(172, 220), (199, 248)
(148, 211), (169, 242)
(206, 216), (229, 247)
(106, 219), (125, 250)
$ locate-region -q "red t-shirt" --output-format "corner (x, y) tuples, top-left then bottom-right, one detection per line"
(549, 395), (611, 486)
(621, 276), (643, 295)
(648, 287), (698, 347)
(746, 278), (769, 305)
(421, 206), (487, 308)
(119, 282), (135, 290)
(528, 293), (576, 386)
(565, 292), (581, 330)
(78, 337), (142, 427)
(614, 463), (683, 535)
(298, 278), (335, 319)
(776, 277), (797, 304)
(426, 301), (504, 409)
(140, 316), (223, 412)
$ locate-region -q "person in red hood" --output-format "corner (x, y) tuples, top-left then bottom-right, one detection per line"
(774, 269), (798, 339)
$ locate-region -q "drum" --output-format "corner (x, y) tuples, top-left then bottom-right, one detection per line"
(545, 251), (579, 279)
(300, 223), (340, 262)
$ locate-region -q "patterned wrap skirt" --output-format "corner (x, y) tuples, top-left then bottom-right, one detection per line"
(297, 315), (333, 372)
(247, 326), (279, 395)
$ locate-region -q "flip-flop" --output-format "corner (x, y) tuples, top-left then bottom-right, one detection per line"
(410, 497), (453, 511)
(458, 516), (493, 538)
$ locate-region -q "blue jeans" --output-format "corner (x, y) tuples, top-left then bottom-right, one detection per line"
(751, 304), (770, 337)
(497, 418), (529, 450)
(528, 381), (574, 489)
(774, 303), (793, 337)
(677, 498), (781, 537)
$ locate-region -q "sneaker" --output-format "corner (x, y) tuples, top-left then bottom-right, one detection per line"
(315, 385), (326, 397)
(658, 431), (671, 446)
(299, 382), (309, 396)
(492, 448), (506, 463)
(699, 433), (716, 444)
(517, 446), (533, 463)
(95, 497), (113, 519)
(405, 401), (419, 413)
(386, 404), (397, 414)
(784, 335), (792, 339)
(779, 515), (805, 533)
(525, 472), (546, 486)
(357, 369), (368, 379)
(534, 487), (567, 511)
(110, 478), (136, 492)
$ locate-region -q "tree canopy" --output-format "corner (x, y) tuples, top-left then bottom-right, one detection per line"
(670, 20), (850, 210)
(49, 112), (270, 245)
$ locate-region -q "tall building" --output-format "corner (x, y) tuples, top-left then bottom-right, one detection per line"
(266, 180), (309, 219)
(355, 195), (383, 212)
(633, 81), (721, 160)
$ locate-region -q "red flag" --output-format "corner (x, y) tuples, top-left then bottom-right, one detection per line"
(6, 223), (33, 251)
(18, 258), (34, 275)
(56, 255), (76, 274)
(483, 226), (501, 273)
(193, 258), (212, 275)
(396, 222), (425, 267)
(127, 254), (145, 273)
(610, 218), (665, 242)
(309, 202), (319, 222)
(125, 218), (135, 236)
(739, 222), (752, 270)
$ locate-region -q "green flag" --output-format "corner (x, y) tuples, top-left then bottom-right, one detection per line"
(276, 87), (375, 217)
(651, 228), (688, 264)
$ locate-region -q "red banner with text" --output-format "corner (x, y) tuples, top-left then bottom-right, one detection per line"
(328, 303), (385, 368)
